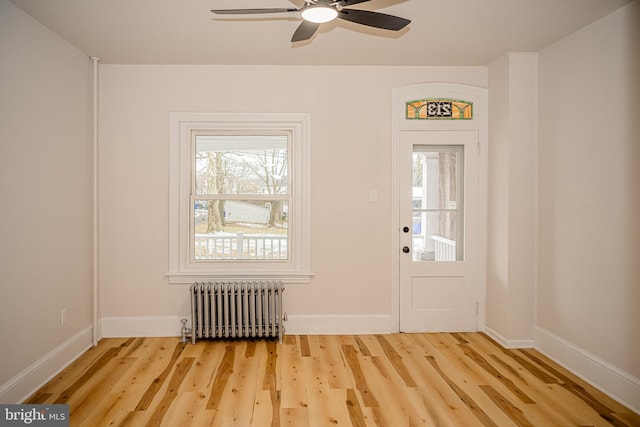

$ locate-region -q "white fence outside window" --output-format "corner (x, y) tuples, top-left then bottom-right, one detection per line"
(432, 235), (456, 261)
(195, 233), (287, 260)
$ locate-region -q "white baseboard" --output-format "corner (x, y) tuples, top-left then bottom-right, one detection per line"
(100, 314), (394, 338)
(284, 314), (394, 335)
(484, 326), (535, 348)
(101, 316), (187, 338)
(534, 326), (640, 414)
(0, 326), (93, 404)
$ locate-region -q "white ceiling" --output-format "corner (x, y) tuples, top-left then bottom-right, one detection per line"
(8, 0), (632, 66)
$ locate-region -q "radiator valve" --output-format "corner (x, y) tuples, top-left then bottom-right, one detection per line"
(180, 318), (192, 343)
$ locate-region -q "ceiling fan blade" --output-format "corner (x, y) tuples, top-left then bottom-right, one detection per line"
(211, 8), (299, 15)
(291, 20), (320, 42)
(336, 0), (371, 6)
(337, 9), (410, 31)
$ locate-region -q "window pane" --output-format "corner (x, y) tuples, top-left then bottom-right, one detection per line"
(413, 150), (459, 210)
(412, 145), (464, 262)
(194, 199), (288, 260)
(195, 135), (288, 196)
(411, 212), (459, 261)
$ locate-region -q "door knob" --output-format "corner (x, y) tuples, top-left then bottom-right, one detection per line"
(402, 226), (410, 233)
(402, 246), (410, 253)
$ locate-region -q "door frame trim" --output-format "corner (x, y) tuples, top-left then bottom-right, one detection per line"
(390, 83), (488, 332)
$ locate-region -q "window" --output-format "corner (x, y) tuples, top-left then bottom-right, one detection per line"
(169, 113), (311, 283)
(411, 145), (464, 261)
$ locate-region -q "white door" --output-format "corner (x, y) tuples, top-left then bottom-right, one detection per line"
(399, 130), (480, 332)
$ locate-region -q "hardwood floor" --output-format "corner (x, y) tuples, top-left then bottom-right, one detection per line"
(26, 333), (639, 426)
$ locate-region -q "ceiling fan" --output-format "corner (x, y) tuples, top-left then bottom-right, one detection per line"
(211, 0), (411, 43)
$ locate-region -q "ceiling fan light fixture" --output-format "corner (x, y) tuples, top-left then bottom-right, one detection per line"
(301, 6), (338, 23)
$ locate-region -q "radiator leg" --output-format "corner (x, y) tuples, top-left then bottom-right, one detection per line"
(190, 283), (197, 344)
(180, 319), (192, 344)
(278, 284), (284, 344)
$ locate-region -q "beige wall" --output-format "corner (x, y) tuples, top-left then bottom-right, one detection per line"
(3, 0), (638, 409)
(0, 0), (93, 402)
(536, 0), (640, 404)
(486, 52), (537, 344)
(97, 65), (487, 333)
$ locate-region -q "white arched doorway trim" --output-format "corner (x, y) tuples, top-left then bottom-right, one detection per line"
(390, 83), (488, 332)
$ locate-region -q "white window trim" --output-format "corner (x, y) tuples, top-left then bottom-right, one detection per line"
(168, 112), (312, 284)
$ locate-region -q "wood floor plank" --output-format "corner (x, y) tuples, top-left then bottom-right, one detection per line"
(345, 387), (369, 427)
(181, 340), (226, 393)
(69, 356), (137, 426)
(407, 385), (485, 427)
(375, 335), (418, 387)
(252, 390), (275, 427)
(280, 407), (309, 426)
(455, 334), (625, 427)
(54, 346), (122, 404)
(481, 355), (589, 426)
(25, 339), (120, 402)
(479, 384), (536, 427)
(354, 336), (374, 357)
(77, 393), (124, 427)
(355, 334), (386, 358)
(307, 335), (352, 389)
(225, 343), (264, 425)
(459, 342), (535, 404)
(134, 341), (187, 411)
(482, 348), (613, 426)
(425, 354), (501, 427)
(476, 334), (561, 384)
(391, 338), (487, 426)
(405, 332), (440, 355)
(110, 338), (178, 397)
(432, 333), (539, 423)
(523, 385), (615, 427)
(23, 334), (639, 427)
(342, 344), (379, 408)
(158, 391), (214, 427)
(299, 335), (311, 357)
(519, 348), (630, 417)
(282, 335), (297, 346)
(118, 337), (146, 358)
(143, 357), (194, 426)
(117, 409), (147, 427)
(205, 344), (236, 410)
(302, 356), (349, 427)
(279, 340), (308, 409)
(262, 340), (279, 392)
(365, 353), (428, 424)
(380, 333), (440, 389)
(612, 411), (640, 427)
(435, 342), (536, 427)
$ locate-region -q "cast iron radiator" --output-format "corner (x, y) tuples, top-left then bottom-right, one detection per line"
(190, 281), (285, 343)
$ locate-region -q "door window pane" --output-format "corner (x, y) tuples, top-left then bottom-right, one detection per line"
(411, 146), (464, 261)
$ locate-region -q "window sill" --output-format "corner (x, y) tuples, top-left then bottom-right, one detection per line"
(166, 271), (313, 284)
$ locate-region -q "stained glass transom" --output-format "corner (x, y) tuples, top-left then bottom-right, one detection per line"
(406, 98), (473, 120)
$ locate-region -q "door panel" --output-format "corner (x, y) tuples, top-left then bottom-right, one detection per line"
(399, 130), (479, 332)
(411, 277), (465, 310)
